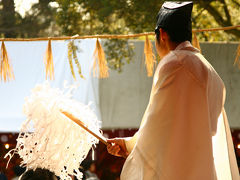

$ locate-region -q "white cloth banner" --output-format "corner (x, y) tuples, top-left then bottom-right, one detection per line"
(0, 39), (100, 132)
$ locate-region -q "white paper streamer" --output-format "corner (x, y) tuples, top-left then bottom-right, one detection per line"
(5, 82), (101, 180)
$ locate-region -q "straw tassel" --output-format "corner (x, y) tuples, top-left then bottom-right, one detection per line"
(192, 32), (201, 52)
(93, 38), (109, 78)
(144, 35), (156, 77)
(44, 40), (54, 80)
(0, 41), (14, 82)
(234, 43), (240, 69)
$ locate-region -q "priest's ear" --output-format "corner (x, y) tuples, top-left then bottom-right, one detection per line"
(159, 28), (169, 43)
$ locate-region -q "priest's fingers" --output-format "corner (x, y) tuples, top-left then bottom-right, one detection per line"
(107, 144), (121, 157)
(107, 138), (129, 158)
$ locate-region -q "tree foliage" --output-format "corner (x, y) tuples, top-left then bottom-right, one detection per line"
(54, 0), (240, 71)
(55, 0), (240, 39)
(55, 0), (137, 72)
(20, 0), (58, 37)
(0, 0), (17, 37)
(193, 0), (240, 41)
(0, 0), (57, 38)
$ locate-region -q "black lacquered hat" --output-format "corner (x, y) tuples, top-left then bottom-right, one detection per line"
(155, 1), (193, 34)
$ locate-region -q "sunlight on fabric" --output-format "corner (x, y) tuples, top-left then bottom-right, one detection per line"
(212, 113), (232, 179)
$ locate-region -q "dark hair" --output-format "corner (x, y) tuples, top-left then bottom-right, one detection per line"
(20, 168), (56, 180)
(13, 166), (26, 176)
(155, 28), (160, 43)
(166, 27), (192, 43)
(155, 27), (192, 43)
(81, 159), (95, 170)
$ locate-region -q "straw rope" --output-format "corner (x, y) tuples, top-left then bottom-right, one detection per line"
(0, 25), (238, 41)
(192, 25), (240, 33)
(1, 25), (240, 82)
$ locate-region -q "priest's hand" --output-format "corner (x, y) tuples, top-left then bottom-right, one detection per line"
(107, 138), (129, 158)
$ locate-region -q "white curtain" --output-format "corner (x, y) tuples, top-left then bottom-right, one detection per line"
(0, 39), (100, 132)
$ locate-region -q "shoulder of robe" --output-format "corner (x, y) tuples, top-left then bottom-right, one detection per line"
(156, 50), (209, 89)
(154, 52), (185, 89)
(158, 51), (183, 77)
(172, 50), (209, 87)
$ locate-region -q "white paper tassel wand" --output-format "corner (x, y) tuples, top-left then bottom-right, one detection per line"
(4, 82), (105, 180)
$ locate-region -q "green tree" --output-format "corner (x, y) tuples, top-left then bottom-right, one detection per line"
(56, 0), (135, 72)
(54, 0), (240, 72)
(193, 0), (240, 41)
(55, 0), (240, 38)
(0, 0), (17, 37)
(0, 0), (58, 38)
(18, 0), (58, 38)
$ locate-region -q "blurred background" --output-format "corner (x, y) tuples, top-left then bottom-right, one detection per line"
(0, 0), (240, 179)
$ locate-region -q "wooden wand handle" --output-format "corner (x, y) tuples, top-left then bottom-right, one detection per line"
(61, 111), (108, 146)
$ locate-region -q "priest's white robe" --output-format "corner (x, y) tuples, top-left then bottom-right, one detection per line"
(121, 41), (239, 180)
